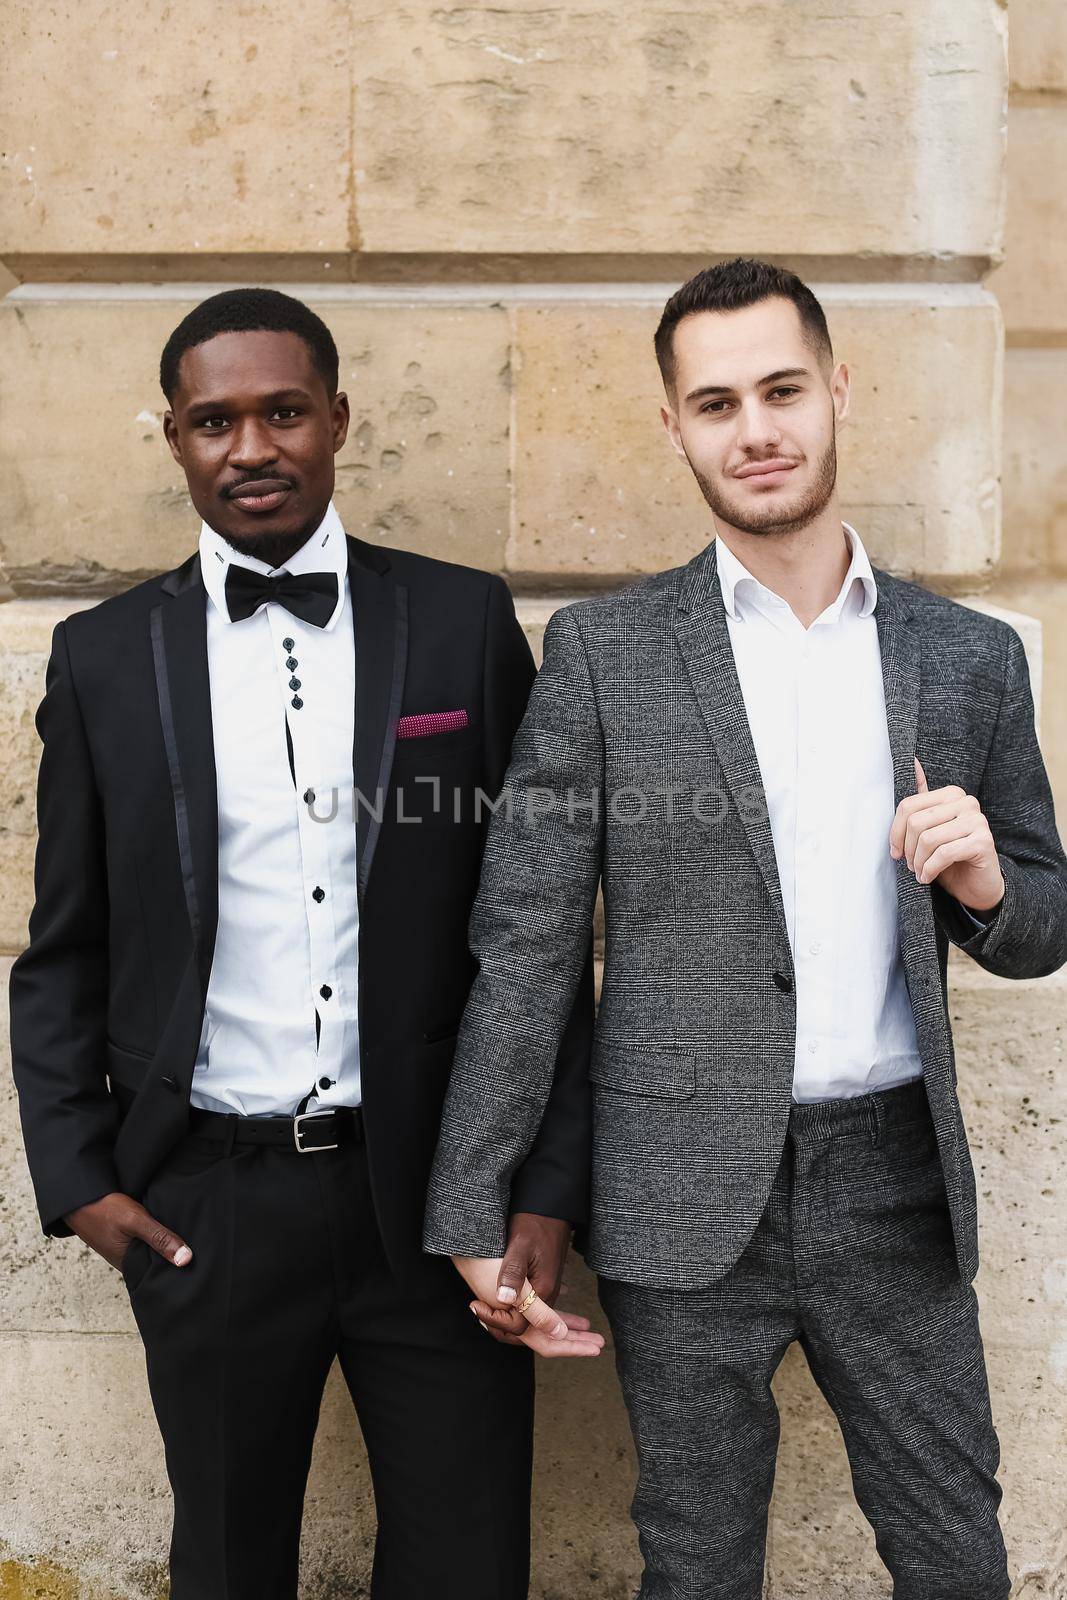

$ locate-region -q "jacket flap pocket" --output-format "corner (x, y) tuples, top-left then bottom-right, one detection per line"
(106, 1038), (153, 1092)
(588, 1041), (696, 1099)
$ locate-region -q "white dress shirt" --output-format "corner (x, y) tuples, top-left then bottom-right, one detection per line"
(716, 524), (923, 1103)
(191, 501), (362, 1117)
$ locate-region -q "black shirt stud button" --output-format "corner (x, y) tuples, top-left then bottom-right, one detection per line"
(320, 984), (332, 1000)
(312, 886), (325, 903)
(318, 1076), (332, 1090)
(285, 656), (298, 670)
(773, 972), (793, 992)
(291, 696), (303, 710)
(282, 637), (294, 651)
(289, 677), (301, 691)
(303, 788), (315, 805)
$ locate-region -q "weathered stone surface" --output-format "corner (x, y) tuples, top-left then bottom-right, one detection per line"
(1010, 0), (1067, 95)
(0, 2), (352, 265)
(990, 105), (1067, 341)
(1001, 350), (1067, 578)
(1, 1), (1005, 274)
(354, 0), (1005, 263)
(988, 577), (1067, 839)
(0, 288), (1001, 595)
(511, 289), (1002, 586)
(0, 295), (511, 594)
(0, 603), (95, 958)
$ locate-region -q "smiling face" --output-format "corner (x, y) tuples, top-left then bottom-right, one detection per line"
(660, 296), (850, 539)
(163, 329), (350, 568)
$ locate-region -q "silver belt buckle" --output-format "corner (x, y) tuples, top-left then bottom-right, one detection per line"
(293, 1110), (339, 1153)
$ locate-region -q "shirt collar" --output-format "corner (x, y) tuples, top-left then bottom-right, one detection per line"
(715, 521), (878, 624)
(199, 500), (349, 631)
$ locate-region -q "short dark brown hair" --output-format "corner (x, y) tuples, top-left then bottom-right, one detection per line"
(654, 258), (833, 396)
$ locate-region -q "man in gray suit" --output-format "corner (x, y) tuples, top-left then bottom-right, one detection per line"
(423, 259), (1067, 1597)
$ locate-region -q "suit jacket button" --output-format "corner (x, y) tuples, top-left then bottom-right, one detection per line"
(161, 1074), (181, 1093)
(772, 972), (793, 993)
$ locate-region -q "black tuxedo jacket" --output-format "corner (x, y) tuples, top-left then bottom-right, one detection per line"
(9, 534), (594, 1274)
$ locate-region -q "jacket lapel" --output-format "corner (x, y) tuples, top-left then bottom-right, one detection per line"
(673, 540), (790, 948)
(673, 543), (934, 974)
(153, 554), (219, 999)
(347, 536), (408, 901)
(873, 570), (933, 960)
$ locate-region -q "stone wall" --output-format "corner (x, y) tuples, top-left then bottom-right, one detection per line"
(2, 3), (1065, 1597)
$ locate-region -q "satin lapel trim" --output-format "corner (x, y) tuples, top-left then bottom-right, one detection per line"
(673, 542), (789, 947)
(150, 564), (219, 997)
(348, 542), (408, 899)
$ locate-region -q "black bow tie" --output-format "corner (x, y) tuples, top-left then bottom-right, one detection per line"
(224, 564), (339, 628)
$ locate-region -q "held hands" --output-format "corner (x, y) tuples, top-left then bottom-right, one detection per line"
(63, 1192), (193, 1274)
(890, 758), (1004, 914)
(452, 1212), (604, 1358)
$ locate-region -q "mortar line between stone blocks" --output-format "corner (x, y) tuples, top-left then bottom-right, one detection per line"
(6, 281), (999, 308)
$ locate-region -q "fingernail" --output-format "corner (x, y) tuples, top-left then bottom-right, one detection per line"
(552, 1320), (568, 1339)
(497, 1286), (517, 1303)
(173, 1246), (192, 1266)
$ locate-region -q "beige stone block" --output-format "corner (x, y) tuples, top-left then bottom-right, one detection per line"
(0, 294), (511, 594)
(1001, 349), (1067, 577)
(1010, 0), (1067, 95)
(0, 1), (351, 265)
(0, 606), (95, 958)
(0, 1), (1006, 276)
(354, 0), (1004, 263)
(511, 289), (1002, 585)
(987, 576), (1067, 820)
(990, 105), (1067, 339)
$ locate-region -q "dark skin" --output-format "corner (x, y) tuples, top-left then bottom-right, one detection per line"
(65, 327), (576, 1320)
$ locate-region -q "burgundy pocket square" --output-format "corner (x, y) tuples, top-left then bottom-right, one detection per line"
(396, 708), (469, 739)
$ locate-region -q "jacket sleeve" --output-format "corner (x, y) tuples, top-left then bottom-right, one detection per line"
(932, 623), (1067, 978)
(423, 595), (603, 1258)
(9, 620), (120, 1236)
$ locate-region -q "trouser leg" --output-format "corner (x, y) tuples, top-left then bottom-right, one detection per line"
(123, 1134), (339, 1600)
(323, 1132), (535, 1600)
(790, 1081), (1011, 1600)
(597, 1158), (798, 1600)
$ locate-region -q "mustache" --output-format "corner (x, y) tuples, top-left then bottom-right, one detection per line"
(222, 473), (297, 498)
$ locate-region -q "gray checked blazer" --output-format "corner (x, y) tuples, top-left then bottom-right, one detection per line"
(423, 539), (1067, 1289)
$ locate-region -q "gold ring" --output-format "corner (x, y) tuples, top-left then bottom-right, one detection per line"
(518, 1288), (538, 1313)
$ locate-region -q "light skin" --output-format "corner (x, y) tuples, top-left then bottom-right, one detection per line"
(660, 295), (1003, 915)
(66, 327), (606, 1317)
(464, 293), (1005, 1347)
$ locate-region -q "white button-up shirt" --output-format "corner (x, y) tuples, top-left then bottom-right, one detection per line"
(716, 524), (923, 1103)
(191, 501), (361, 1117)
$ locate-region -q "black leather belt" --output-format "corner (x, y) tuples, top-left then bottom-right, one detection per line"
(186, 1103), (363, 1153)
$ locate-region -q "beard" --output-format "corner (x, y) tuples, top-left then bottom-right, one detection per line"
(220, 528), (314, 569)
(690, 432), (838, 538)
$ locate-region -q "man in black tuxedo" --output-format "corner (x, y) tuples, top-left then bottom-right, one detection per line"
(9, 287), (600, 1600)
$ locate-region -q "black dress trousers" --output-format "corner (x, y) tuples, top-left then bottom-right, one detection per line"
(120, 1111), (534, 1599)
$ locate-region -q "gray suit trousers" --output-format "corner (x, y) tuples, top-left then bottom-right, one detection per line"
(597, 1079), (1010, 1600)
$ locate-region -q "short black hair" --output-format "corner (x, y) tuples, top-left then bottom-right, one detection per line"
(654, 258), (833, 396)
(159, 287), (339, 402)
